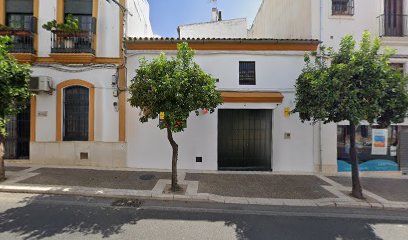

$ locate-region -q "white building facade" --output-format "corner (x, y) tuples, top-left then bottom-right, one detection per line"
(125, 38), (320, 172)
(1, 0), (152, 167)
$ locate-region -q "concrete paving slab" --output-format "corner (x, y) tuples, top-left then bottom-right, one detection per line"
(18, 168), (171, 191)
(329, 176), (408, 202)
(186, 173), (335, 199)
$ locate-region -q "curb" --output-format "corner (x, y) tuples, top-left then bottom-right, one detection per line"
(1, 184), (408, 210)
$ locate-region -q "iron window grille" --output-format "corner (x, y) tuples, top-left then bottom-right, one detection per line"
(239, 61), (256, 85)
(332, 0), (354, 16)
(63, 86), (89, 141)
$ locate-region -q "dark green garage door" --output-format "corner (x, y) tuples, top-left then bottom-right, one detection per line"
(218, 109), (272, 171)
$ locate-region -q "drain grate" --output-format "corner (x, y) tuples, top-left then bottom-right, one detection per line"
(139, 174), (156, 181)
(111, 199), (143, 208)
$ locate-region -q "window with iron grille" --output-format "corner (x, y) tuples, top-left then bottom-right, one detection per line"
(332, 0), (354, 16)
(63, 86), (89, 141)
(239, 61), (256, 85)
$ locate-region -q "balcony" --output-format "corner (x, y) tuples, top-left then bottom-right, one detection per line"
(49, 17), (96, 64)
(378, 14), (408, 37)
(0, 16), (37, 63)
(0, 29), (35, 53)
(51, 30), (95, 54)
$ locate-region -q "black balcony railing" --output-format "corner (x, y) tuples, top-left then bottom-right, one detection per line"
(378, 14), (408, 37)
(50, 17), (96, 54)
(0, 16), (37, 54)
(51, 31), (95, 54)
(0, 30), (35, 53)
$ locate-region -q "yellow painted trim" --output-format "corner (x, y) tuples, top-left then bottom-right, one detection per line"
(0, 0), (5, 25)
(49, 53), (96, 64)
(118, 67), (126, 142)
(56, 80), (95, 142)
(221, 91), (284, 103)
(35, 56), (122, 64)
(57, 0), (64, 23)
(33, 0), (39, 53)
(118, 0), (126, 142)
(30, 95), (36, 142)
(11, 53), (37, 63)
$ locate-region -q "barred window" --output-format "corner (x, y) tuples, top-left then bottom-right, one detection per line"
(332, 0), (354, 16)
(239, 61), (256, 85)
(63, 86), (89, 141)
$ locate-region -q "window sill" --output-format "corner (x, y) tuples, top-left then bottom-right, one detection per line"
(328, 15), (355, 20)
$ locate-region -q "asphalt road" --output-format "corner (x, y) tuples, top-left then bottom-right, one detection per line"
(0, 193), (408, 240)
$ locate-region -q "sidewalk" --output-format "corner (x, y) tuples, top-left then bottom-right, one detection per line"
(1, 164), (408, 210)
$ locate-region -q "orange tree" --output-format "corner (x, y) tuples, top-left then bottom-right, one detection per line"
(294, 32), (408, 199)
(128, 43), (222, 191)
(0, 36), (31, 181)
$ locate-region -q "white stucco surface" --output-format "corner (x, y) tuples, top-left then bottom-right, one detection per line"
(125, 50), (317, 172)
(179, 18), (248, 38)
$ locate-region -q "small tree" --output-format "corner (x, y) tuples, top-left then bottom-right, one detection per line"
(0, 36), (31, 181)
(128, 43), (223, 191)
(294, 31), (408, 199)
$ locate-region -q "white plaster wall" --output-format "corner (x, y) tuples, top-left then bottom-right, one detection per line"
(31, 67), (119, 143)
(179, 19), (248, 38)
(321, 0), (381, 50)
(96, 0), (121, 57)
(272, 93), (316, 172)
(126, 0), (153, 37)
(37, 0), (57, 57)
(125, 50), (317, 172)
(248, 0), (312, 39)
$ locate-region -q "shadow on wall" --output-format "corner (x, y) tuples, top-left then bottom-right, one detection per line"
(0, 194), (403, 239)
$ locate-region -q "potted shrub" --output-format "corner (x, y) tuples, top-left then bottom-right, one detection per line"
(0, 25), (13, 36)
(42, 14), (82, 49)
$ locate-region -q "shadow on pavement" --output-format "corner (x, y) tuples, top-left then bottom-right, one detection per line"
(0, 194), (406, 239)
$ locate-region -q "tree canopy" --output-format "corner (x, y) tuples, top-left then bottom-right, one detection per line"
(294, 31), (408, 127)
(128, 42), (223, 132)
(0, 36), (31, 181)
(293, 31), (408, 199)
(0, 36), (31, 137)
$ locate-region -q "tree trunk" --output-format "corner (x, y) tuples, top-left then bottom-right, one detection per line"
(0, 133), (5, 182)
(349, 123), (364, 199)
(166, 125), (179, 192)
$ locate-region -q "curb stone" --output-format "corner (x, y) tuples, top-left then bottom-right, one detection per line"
(1, 184), (408, 210)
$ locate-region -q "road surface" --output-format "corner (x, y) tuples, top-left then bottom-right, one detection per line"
(0, 192), (407, 239)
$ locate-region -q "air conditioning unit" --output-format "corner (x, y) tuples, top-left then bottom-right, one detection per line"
(30, 76), (53, 93)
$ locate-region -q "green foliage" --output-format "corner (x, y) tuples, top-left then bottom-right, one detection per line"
(0, 24), (12, 31)
(294, 31), (408, 127)
(42, 14), (81, 34)
(128, 42), (223, 133)
(0, 36), (31, 137)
